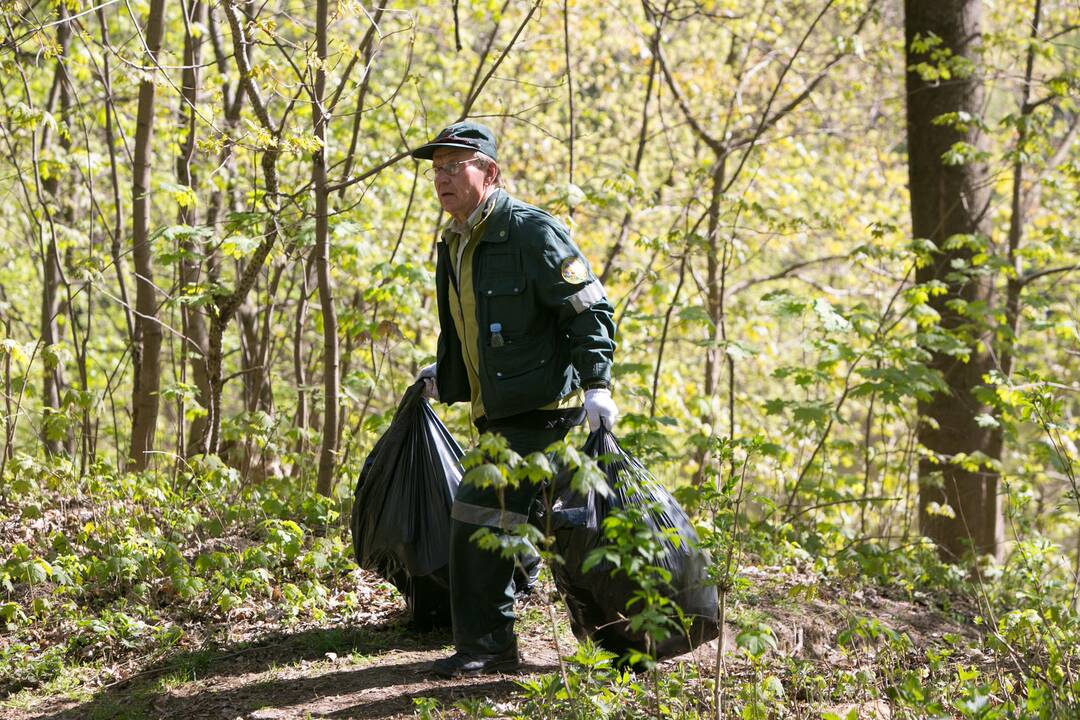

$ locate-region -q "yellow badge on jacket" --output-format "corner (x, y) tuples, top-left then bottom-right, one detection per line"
(560, 256), (589, 285)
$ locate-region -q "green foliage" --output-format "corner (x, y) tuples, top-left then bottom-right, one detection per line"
(0, 0), (1076, 715)
(0, 461), (361, 697)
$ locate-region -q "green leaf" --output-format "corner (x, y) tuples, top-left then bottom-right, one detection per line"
(761, 289), (808, 318)
(463, 463), (506, 490)
(158, 182), (198, 209)
(678, 305), (714, 328)
(812, 298), (851, 333)
(736, 623), (777, 658)
(518, 452), (553, 482)
(612, 362), (651, 378)
(221, 235), (262, 259)
(573, 459), (611, 498)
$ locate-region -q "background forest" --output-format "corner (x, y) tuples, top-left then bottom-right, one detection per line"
(1, 0), (1077, 718)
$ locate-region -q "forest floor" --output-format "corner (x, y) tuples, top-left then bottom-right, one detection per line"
(2, 562), (983, 720)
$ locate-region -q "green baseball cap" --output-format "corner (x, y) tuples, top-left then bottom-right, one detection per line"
(411, 121), (498, 162)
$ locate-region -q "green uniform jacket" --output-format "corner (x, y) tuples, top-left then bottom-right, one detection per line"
(434, 192), (616, 420)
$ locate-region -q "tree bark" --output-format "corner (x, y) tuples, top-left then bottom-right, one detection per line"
(177, 0), (213, 458)
(905, 0), (1002, 560)
(703, 162), (726, 411)
(129, 0), (169, 471)
(291, 252), (316, 471)
(98, 6), (136, 351)
(203, 0), (282, 456)
(314, 0), (339, 497)
(38, 10), (73, 457)
(985, 0), (1043, 490)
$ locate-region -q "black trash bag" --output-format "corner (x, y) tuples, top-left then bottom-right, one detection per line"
(351, 381), (462, 629)
(545, 426), (719, 662)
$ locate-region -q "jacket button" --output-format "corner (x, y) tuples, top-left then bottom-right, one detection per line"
(487, 290), (493, 295)
(496, 372), (503, 377)
(499, 231), (506, 237)
(513, 288), (518, 292)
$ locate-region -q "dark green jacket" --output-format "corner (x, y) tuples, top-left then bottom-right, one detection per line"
(435, 192), (616, 420)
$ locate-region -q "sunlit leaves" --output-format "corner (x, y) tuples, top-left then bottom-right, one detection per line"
(221, 234), (263, 259)
(908, 32), (976, 81)
(812, 298), (852, 333)
(941, 142), (991, 166)
(158, 182), (197, 209)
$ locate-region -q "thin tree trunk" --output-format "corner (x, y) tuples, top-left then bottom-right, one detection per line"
(562, 0), (576, 220)
(693, 162), (726, 483)
(314, 0), (339, 497)
(176, 0), (212, 458)
(905, 0), (1001, 560)
(336, 5), (385, 198)
(2, 315), (12, 471)
(703, 162), (725, 405)
(204, 0), (283, 455)
(985, 0), (1042, 488)
(98, 6), (136, 348)
(254, 267), (284, 415)
(38, 10), (72, 457)
(292, 251), (316, 471)
(129, 0), (169, 471)
(650, 254), (687, 417)
(599, 37), (657, 284)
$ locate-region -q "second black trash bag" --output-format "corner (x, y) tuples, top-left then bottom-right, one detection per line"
(351, 381), (462, 629)
(546, 427), (719, 662)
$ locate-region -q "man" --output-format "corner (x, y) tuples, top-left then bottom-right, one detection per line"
(411, 121), (618, 677)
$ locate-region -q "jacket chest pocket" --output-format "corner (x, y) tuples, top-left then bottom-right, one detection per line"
(480, 250), (520, 275)
(477, 272), (529, 336)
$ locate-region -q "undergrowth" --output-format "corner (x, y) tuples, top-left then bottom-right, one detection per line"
(0, 454), (390, 703)
(1, 423), (1077, 718)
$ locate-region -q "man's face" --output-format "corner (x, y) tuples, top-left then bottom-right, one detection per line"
(431, 147), (495, 223)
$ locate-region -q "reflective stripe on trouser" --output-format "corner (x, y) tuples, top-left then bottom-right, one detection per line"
(450, 422), (570, 655)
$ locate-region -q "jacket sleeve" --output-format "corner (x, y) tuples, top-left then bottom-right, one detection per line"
(529, 221), (616, 387)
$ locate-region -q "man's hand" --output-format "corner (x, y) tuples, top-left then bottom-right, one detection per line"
(584, 387), (618, 432)
(417, 363), (439, 401)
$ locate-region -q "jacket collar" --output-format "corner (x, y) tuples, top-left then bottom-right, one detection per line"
(479, 189), (512, 243)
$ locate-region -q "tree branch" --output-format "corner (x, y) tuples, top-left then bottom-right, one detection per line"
(729, 254), (850, 296)
(724, 0), (840, 192)
(1019, 264), (1079, 287)
(462, 0), (541, 115)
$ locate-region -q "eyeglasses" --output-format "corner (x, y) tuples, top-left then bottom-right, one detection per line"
(423, 158), (482, 180)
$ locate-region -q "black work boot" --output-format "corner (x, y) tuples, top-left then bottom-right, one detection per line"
(430, 641), (520, 678)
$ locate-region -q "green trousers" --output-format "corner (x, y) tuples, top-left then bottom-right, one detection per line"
(449, 422), (570, 654)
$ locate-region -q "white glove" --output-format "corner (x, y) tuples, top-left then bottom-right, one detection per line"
(417, 362), (439, 401)
(584, 387), (618, 432)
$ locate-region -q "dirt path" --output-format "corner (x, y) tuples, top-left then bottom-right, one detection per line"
(11, 592), (574, 720)
(6, 566), (979, 720)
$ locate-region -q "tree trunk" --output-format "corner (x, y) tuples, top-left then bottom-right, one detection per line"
(291, 251), (315, 469)
(203, 0), (282, 456)
(703, 161), (725, 408)
(129, 0), (169, 471)
(905, 0), (1002, 560)
(38, 11), (73, 457)
(177, 0), (213, 458)
(314, 0), (339, 497)
(985, 0), (1045, 502)
(693, 161), (726, 483)
(98, 6), (136, 351)
(599, 34), (657, 284)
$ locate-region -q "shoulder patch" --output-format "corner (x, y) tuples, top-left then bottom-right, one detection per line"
(560, 256), (589, 285)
